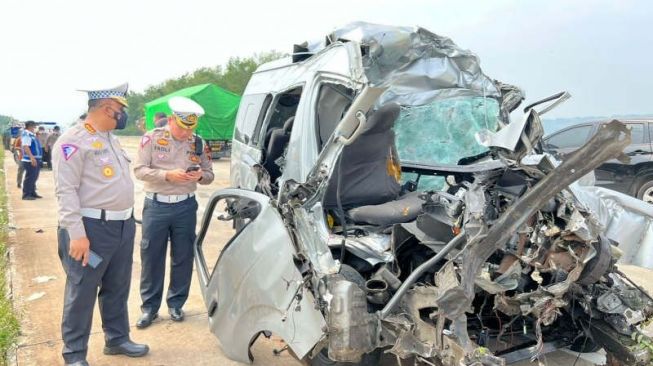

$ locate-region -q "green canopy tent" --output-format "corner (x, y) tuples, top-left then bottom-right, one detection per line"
(144, 83), (241, 141)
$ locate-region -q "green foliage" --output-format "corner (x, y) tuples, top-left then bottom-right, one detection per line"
(0, 115), (15, 131)
(0, 148), (20, 362)
(116, 50), (285, 136)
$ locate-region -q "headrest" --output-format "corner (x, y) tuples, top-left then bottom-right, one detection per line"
(361, 103), (400, 135)
(283, 116), (295, 131)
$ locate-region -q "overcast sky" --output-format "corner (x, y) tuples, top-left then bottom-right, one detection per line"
(0, 0), (651, 123)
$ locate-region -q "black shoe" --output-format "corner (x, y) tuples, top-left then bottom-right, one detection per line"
(33, 194), (43, 199)
(22, 196), (36, 200)
(169, 308), (184, 322)
(103, 340), (149, 358)
(65, 361), (89, 366)
(136, 312), (158, 329)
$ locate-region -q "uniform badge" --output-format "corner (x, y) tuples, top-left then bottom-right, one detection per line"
(84, 123), (96, 134)
(157, 138), (169, 146)
(190, 155), (200, 163)
(102, 165), (115, 178)
(187, 114), (198, 124)
(61, 144), (79, 161)
(157, 153), (167, 160)
(140, 136), (151, 148)
(91, 140), (103, 149)
(164, 131), (170, 138)
(99, 156), (113, 165)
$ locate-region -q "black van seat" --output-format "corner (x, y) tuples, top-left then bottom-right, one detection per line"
(264, 117), (294, 179)
(324, 104), (402, 208)
(348, 191), (423, 226)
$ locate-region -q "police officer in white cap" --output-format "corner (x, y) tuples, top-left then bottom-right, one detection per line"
(133, 96), (214, 328)
(52, 83), (149, 366)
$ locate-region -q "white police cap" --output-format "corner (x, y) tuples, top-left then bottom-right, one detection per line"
(78, 83), (129, 107)
(168, 96), (204, 129)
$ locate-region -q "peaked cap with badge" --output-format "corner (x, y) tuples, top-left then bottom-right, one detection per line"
(169, 96), (204, 129)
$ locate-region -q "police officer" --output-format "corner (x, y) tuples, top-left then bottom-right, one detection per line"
(52, 83), (149, 366)
(134, 96), (214, 328)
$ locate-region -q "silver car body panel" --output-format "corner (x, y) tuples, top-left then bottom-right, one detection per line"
(231, 42), (366, 193)
(571, 184), (653, 269)
(195, 189), (326, 363)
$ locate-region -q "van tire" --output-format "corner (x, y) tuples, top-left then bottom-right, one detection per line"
(636, 179), (653, 204)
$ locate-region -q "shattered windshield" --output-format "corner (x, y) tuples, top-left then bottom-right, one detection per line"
(394, 96), (501, 189)
(395, 96), (500, 166)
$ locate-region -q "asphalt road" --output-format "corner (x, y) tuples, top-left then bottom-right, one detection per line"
(6, 136), (646, 365)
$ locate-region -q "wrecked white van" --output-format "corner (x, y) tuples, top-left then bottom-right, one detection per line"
(194, 22), (653, 366)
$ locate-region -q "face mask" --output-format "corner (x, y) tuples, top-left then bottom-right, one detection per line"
(111, 109), (129, 130)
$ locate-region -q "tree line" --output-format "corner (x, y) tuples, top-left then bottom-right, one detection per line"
(116, 50), (285, 135)
(1, 51), (285, 135)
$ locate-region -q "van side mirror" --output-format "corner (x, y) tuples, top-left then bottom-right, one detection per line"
(335, 86), (386, 145)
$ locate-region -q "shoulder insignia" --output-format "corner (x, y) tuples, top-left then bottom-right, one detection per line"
(84, 123), (96, 134)
(91, 140), (103, 149)
(140, 135), (151, 148)
(61, 144), (79, 161)
(157, 138), (169, 146)
(164, 130), (170, 138)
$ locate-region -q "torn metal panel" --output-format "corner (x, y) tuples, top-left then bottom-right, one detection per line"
(438, 121), (631, 359)
(200, 189), (326, 363)
(475, 261), (522, 294)
(327, 233), (393, 266)
(303, 22), (522, 111)
(570, 184), (653, 270)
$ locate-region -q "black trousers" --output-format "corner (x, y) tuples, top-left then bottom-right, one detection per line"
(21, 160), (40, 197)
(42, 149), (51, 168)
(139, 196), (198, 313)
(58, 217), (136, 363)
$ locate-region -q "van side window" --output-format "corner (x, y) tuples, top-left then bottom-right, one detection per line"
(233, 94), (270, 144)
(252, 94), (273, 145)
(315, 83), (355, 151)
(261, 86), (303, 187)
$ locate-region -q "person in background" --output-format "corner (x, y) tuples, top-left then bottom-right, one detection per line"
(136, 117), (146, 134)
(37, 126), (49, 169)
(2, 127), (10, 150)
(154, 112), (168, 128)
(13, 128), (25, 188)
(46, 126), (61, 167)
(21, 121), (43, 199)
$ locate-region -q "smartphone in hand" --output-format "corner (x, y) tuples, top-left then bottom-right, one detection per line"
(186, 165), (201, 173)
(88, 250), (103, 269)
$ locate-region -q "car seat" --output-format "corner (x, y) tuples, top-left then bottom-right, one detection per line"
(324, 103), (423, 226)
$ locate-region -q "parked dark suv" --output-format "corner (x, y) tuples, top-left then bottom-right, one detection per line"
(544, 120), (653, 202)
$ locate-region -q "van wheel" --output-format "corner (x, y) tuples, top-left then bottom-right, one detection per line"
(309, 349), (382, 366)
(636, 180), (653, 204)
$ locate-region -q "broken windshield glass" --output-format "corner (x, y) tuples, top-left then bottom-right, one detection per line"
(394, 96), (500, 189)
